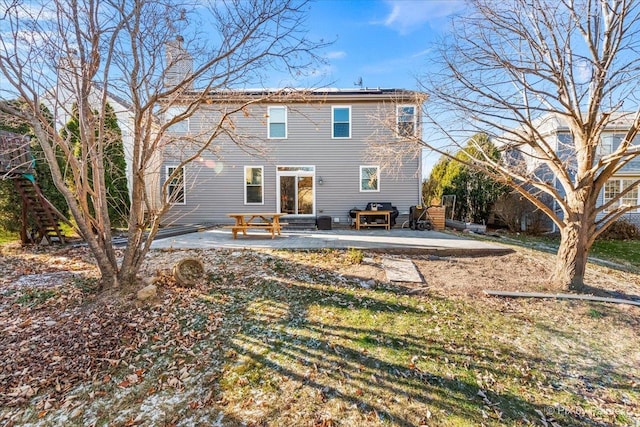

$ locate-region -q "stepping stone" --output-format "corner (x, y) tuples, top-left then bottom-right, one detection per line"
(382, 257), (423, 283)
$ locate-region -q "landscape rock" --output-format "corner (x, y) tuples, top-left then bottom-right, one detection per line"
(142, 276), (157, 287)
(137, 284), (157, 300)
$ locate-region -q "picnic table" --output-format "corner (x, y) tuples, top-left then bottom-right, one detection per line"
(226, 212), (287, 239)
(355, 210), (391, 230)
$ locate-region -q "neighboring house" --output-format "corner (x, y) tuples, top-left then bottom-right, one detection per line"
(594, 117), (640, 227)
(46, 82), (137, 199)
(160, 88), (425, 226)
(502, 113), (640, 228)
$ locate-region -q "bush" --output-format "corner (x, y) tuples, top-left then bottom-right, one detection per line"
(0, 180), (21, 232)
(346, 248), (364, 264)
(598, 219), (640, 240)
(492, 191), (549, 235)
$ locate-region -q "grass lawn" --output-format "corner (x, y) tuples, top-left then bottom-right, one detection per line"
(490, 232), (640, 270)
(0, 229), (18, 245)
(590, 239), (640, 267)
(1, 248), (638, 426)
(210, 274), (636, 426)
(0, 223), (78, 245)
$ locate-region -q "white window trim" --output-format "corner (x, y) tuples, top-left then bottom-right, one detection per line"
(359, 165), (380, 192)
(165, 106), (190, 134)
(267, 106), (287, 139)
(276, 165), (316, 216)
(165, 165), (186, 205)
(332, 105), (352, 139)
(603, 177), (640, 213)
(396, 104), (417, 138)
(244, 165), (265, 205)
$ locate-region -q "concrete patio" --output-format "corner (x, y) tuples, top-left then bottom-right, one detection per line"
(150, 226), (511, 256)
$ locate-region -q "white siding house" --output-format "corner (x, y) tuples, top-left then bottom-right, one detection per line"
(501, 113), (640, 228)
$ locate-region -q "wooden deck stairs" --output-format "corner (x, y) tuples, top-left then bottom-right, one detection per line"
(13, 176), (67, 244)
(1, 130), (68, 244)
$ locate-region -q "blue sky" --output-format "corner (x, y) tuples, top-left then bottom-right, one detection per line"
(302, 0), (464, 90)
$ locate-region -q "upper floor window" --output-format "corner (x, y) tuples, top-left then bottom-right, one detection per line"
(603, 178), (639, 212)
(360, 165), (380, 192)
(599, 134), (624, 156)
(165, 106), (189, 133)
(245, 166), (264, 204)
(332, 106), (351, 139)
(166, 166), (185, 204)
(397, 105), (417, 137)
(268, 106), (287, 139)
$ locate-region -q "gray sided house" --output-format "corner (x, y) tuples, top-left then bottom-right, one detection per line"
(160, 89), (424, 226)
(505, 113), (640, 229)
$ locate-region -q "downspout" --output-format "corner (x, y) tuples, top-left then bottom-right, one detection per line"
(419, 148), (424, 204)
(552, 174), (558, 233)
(552, 128), (559, 233)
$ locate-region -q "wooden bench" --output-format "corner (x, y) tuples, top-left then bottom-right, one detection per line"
(224, 224), (274, 239)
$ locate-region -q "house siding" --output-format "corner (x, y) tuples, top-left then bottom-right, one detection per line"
(603, 134), (640, 172)
(549, 128), (640, 228)
(504, 115), (640, 231)
(595, 176), (640, 228)
(161, 96), (421, 225)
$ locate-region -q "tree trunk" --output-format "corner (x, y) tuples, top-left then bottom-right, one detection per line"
(117, 174), (164, 290)
(118, 189), (146, 289)
(552, 220), (592, 291)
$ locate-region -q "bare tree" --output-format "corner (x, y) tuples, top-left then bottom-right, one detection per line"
(384, 0), (640, 290)
(0, 0), (324, 289)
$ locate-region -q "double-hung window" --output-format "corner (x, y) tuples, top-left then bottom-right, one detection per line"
(599, 134), (623, 156)
(603, 178), (639, 212)
(397, 105), (417, 137)
(360, 165), (380, 192)
(165, 106), (189, 133)
(268, 106), (287, 139)
(332, 106), (351, 139)
(166, 166), (185, 204)
(245, 166), (264, 204)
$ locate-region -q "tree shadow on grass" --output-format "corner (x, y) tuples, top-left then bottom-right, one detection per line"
(579, 282), (640, 305)
(204, 254), (633, 426)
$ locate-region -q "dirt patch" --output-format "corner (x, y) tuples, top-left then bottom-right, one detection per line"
(409, 249), (640, 301)
(278, 248), (640, 302)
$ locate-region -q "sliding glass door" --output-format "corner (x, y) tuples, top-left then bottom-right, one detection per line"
(277, 166), (315, 215)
